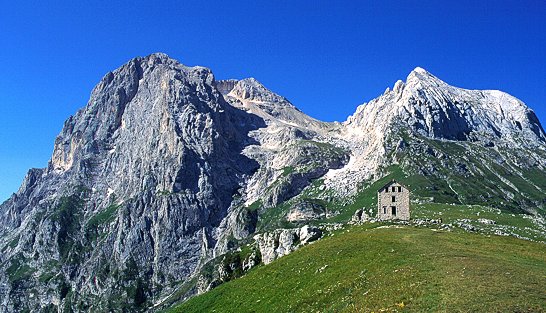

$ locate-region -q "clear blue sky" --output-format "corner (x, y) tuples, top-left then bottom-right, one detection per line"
(1, 1), (545, 202)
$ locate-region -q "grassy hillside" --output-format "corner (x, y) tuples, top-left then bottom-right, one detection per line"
(256, 136), (546, 234)
(168, 225), (546, 312)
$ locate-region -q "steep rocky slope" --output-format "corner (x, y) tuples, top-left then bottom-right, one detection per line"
(0, 54), (348, 312)
(324, 67), (546, 197)
(0, 53), (267, 311)
(0, 53), (545, 312)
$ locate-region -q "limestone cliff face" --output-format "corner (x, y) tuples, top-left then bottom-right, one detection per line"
(1, 54), (545, 312)
(323, 67), (546, 197)
(0, 54), (349, 312)
(346, 67), (545, 142)
(0, 53), (266, 312)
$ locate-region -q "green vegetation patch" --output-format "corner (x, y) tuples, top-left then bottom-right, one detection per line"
(86, 203), (120, 230)
(7, 256), (35, 283)
(84, 202), (120, 243)
(170, 226), (546, 313)
(52, 194), (85, 262)
(1, 235), (20, 253)
(281, 166), (295, 176)
(256, 201), (294, 232)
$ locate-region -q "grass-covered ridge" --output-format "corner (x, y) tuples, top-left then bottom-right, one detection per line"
(169, 225), (546, 312)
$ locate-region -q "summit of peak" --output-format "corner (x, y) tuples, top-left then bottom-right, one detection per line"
(238, 77), (265, 87)
(407, 66), (435, 79)
(411, 66), (429, 74)
(226, 77), (298, 110)
(405, 66), (446, 87)
(147, 52), (171, 59)
(232, 77), (276, 99)
(129, 53), (202, 71)
(137, 52), (175, 63)
(139, 52), (181, 67)
(215, 78), (273, 98)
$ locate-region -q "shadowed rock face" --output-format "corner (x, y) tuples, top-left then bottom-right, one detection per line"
(1, 55), (545, 312)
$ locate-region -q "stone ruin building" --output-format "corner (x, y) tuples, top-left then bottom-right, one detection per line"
(377, 180), (410, 220)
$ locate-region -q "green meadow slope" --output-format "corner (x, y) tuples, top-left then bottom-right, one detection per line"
(169, 225), (546, 313)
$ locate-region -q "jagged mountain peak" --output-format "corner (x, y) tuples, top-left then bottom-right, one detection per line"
(137, 52), (175, 65)
(50, 53), (225, 175)
(238, 77), (262, 86)
(216, 77), (290, 104)
(0, 52), (270, 311)
(405, 66), (448, 89)
(408, 66), (434, 77)
(411, 66), (428, 73)
(346, 66), (545, 144)
(334, 66), (546, 195)
(227, 77), (289, 104)
(216, 77), (328, 129)
(145, 51), (171, 59)
(134, 52), (204, 70)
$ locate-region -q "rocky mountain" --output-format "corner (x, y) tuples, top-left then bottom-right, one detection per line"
(1, 53), (545, 312)
(322, 67), (546, 200)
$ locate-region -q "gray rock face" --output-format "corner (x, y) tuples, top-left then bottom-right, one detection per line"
(347, 68), (546, 143)
(1, 54), (545, 312)
(253, 225), (322, 264)
(286, 200), (326, 222)
(350, 209), (371, 224)
(324, 67), (546, 200)
(0, 53), (266, 312)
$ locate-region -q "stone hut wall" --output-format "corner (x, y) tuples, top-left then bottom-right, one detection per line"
(377, 182), (410, 220)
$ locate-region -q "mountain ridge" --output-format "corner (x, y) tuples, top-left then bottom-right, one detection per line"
(0, 53), (545, 312)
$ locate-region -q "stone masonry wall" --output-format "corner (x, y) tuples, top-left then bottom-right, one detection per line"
(377, 182), (410, 220)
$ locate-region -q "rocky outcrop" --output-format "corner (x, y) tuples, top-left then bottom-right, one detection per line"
(254, 225), (322, 264)
(286, 200), (326, 222)
(219, 77), (348, 209)
(351, 208), (371, 224)
(195, 243), (261, 295)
